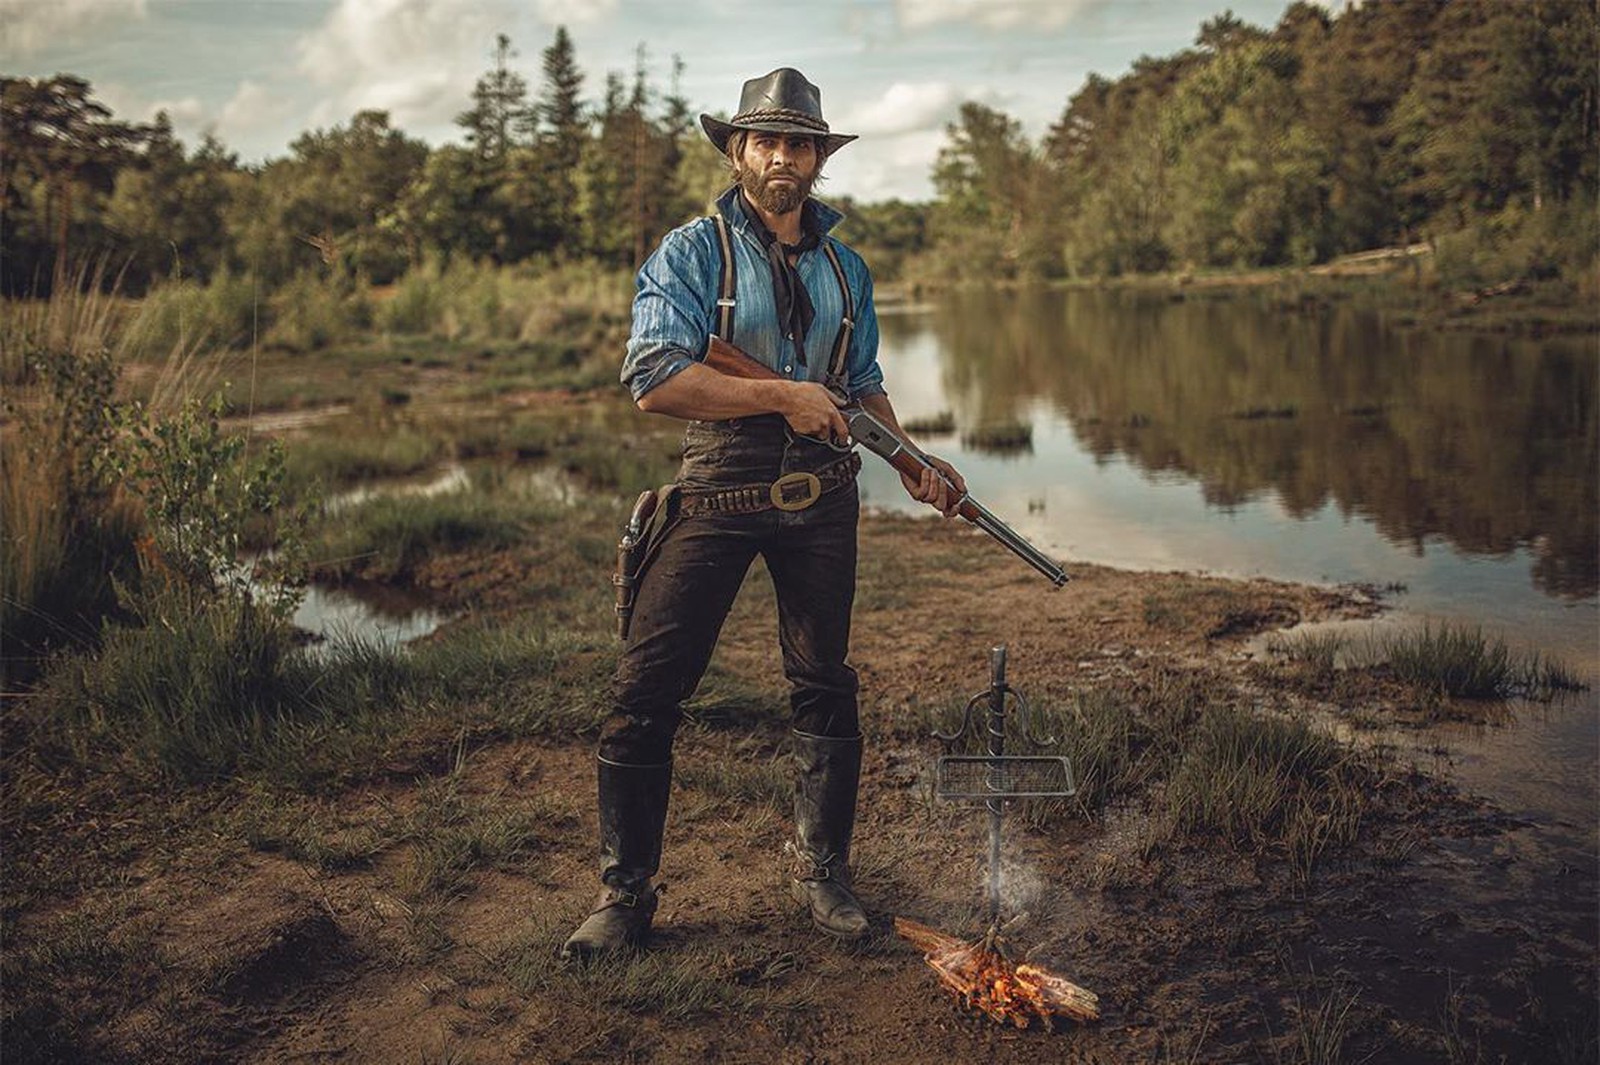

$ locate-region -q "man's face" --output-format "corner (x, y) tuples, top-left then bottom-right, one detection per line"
(738, 133), (820, 216)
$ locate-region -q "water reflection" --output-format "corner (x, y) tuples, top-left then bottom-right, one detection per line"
(293, 580), (447, 653)
(880, 289), (1597, 600)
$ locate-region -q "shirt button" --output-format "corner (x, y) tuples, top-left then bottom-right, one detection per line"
(784, 365), (793, 373)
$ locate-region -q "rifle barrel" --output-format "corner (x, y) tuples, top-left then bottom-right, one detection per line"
(845, 406), (1068, 587)
(704, 336), (1068, 588)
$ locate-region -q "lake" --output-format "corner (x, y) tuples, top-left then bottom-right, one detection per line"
(862, 286), (1598, 838)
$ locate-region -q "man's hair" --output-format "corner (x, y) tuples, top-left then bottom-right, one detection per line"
(723, 130), (829, 185)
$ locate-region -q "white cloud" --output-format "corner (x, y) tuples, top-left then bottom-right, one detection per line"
(531, 0), (617, 24)
(827, 127), (947, 202)
(837, 82), (961, 137)
(92, 81), (207, 131)
(893, 0), (1095, 32)
(150, 96), (207, 126)
(219, 80), (292, 134)
(0, 0), (147, 55)
(296, 0), (507, 129)
(291, 0), (618, 132)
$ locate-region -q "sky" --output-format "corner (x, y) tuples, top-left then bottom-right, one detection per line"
(4, 0), (1327, 202)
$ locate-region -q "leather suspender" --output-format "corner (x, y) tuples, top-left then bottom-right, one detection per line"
(820, 240), (854, 390)
(710, 213), (854, 388)
(713, 213), (737, 343)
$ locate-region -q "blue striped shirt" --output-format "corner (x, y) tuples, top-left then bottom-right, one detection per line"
(620, 186), (886, 403)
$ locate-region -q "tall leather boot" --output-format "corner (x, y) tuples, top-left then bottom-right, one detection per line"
(789, 730), (870, 939)
(560, 757), (671, 962)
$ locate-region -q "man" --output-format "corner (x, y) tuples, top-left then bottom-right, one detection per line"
(562, 67), (965, 961)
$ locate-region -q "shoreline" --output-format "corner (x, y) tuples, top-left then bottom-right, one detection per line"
(877, 253), (1599, 336)
(6, 494), (1595, 1063)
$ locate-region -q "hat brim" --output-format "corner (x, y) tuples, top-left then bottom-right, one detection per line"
(700, 114), (857, 156)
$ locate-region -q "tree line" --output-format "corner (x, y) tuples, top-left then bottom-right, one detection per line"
(1, 29), (728, 297)
(2, 2), (1595, 300)
(929, 0), (1596, 280)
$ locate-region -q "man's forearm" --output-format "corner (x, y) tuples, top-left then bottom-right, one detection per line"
(636, 359), (848, 441)
(636, 361), (793, 421)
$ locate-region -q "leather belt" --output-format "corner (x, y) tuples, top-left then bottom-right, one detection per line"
(680, 452), (861, 518)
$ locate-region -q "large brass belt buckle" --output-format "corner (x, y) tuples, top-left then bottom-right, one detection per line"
(770, 471), (822, 512)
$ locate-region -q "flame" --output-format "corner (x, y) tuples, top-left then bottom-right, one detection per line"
(895, 916), (1100, 1028)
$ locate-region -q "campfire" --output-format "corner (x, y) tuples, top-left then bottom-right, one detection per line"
(899, 645), (1100, 1028)
(896, 917), (1100, 1028)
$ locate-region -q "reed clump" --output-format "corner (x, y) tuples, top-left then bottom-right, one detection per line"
(1164, 705), (1360, 862)
(1382, 623), (1516, 698)
(902, 411), (955, 435)
(1271, 623), (1586, 702)
(960, 420), (1033, 455)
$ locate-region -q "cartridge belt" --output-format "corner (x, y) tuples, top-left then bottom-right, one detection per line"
(680, 452), (860, 518)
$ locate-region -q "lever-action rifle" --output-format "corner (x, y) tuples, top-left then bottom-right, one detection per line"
(703, 335), (1068, 588)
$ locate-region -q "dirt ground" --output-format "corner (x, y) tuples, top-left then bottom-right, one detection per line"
(6, 510), (1596, 1064)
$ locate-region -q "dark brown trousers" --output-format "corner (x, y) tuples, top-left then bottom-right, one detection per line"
(598, 416), (861, 764)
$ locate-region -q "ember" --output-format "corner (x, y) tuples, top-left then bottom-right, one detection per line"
(896, 917), (1100, 1028)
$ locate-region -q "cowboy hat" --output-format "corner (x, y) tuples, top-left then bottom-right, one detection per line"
(699, 67), (857, 156)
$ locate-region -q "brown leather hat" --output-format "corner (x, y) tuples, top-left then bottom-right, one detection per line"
(700, 67), (857, 155)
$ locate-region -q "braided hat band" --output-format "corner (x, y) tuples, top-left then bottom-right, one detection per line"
(730, 108), (829, 132)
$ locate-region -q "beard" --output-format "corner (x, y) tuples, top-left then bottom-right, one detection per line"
(740, 165), (812, 216)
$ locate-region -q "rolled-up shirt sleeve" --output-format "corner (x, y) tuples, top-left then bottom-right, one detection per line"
(844, 256), (886, 402)
(620, 222), (717, 402)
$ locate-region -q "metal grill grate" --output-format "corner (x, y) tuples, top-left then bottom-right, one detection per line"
(934, 755), (1076, 800)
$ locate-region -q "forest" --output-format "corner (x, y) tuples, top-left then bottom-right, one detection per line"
(2, 0), (1596, 304)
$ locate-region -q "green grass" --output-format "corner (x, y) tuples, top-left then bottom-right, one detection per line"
(1165, 706), (1360, 872)
(493, 916), (819, 1022)
(1374, 623), (1586, 701)
(1279, 975), (1363, 1065)
(307, 485), (551, 581)
(1271, 623), (1587, 704)
(284, 423), (446, 494)
(1, 904), (165, 1064)
(674, 742), (790, 815)
(1381, 624), (1518, 699)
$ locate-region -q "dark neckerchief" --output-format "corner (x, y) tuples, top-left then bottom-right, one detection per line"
(739, 192), (819, 367)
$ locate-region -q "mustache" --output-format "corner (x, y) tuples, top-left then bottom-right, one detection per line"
(764, 167), (803, 181)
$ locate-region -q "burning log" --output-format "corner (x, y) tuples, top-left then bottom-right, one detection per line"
(895, 916), (1100, 1028)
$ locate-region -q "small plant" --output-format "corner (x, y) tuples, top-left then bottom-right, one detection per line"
(1268, 630), (1349, 678)
(125, 393), (304, 618)
(1280, 974), (1362, 1065)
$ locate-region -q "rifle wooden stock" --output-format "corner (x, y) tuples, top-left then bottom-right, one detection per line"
(704, 335), (781, 382)
(698, 335), (1069, 587)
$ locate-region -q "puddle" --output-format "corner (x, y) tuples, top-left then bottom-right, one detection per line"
(324, 463), (471, 513)
(292, 578), (449, 653)
(292, 459), (581, 652)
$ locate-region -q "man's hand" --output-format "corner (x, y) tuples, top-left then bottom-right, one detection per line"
(779, 381), (850, 443)
(899, 453), (966, 518)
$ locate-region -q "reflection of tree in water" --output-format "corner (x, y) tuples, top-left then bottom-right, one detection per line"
(919, 289), (1597, 598)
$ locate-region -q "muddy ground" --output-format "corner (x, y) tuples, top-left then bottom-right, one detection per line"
(6, 502), (1596, 1065)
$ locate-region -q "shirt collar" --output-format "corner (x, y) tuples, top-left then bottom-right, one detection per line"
(715, 185), (844, 242)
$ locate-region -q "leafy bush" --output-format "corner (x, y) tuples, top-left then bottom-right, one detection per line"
(266, 269), (372, 352)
